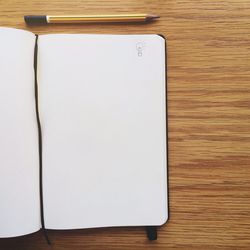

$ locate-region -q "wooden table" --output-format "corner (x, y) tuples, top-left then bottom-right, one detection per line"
(0, 0), (250, 249)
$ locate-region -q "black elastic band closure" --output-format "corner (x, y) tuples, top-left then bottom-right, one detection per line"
(34, 35), (51, 245)
(146, 226), (157, 240)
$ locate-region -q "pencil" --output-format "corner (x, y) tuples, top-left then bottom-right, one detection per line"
(24, 14), (160, 25)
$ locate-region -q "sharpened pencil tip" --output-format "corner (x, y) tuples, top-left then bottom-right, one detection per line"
(146, 14), (160, 21)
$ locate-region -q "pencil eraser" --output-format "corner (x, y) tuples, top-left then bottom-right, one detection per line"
(24, 15), (47, 25)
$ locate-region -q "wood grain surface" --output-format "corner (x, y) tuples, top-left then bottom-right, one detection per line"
(0, 0), (250, 249)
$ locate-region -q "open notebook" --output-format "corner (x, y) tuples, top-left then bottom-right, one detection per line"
(0, 27), (168, 239)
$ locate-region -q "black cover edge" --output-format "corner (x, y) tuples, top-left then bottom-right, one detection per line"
(158, 34), (169, 227)
(156, 34), (169, 226)
(34, 34), (51, 245)
(161, 33), (170, 226)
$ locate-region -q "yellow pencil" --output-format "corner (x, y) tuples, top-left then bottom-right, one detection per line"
(24, 14), (160, 25)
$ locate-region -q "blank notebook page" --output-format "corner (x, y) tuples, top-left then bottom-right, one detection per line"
(38, 34), (168, 229)
(0, 27), (40, 237)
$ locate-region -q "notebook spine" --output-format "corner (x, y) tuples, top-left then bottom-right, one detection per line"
(34, 34), (50, 245)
